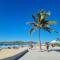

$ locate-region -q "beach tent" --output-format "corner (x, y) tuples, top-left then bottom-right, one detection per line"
(50, 40), (57, 43)
(50, 40), (60, 43)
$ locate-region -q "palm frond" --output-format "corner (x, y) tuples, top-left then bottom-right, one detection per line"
(46, 20), (56, 25)
(29, 26), (38, 35)
(43, 27), (54, 33)
(26, 22), (37, 27)
(43, 27), (58, 33)
(29, 28), (35, 35)
(32, 15), (39, 23)
(38, 11), (46, 22)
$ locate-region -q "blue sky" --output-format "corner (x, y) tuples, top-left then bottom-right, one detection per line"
(0, 0), (60, 43)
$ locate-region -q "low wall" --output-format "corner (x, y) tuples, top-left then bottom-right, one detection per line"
(1, 49), (28, 60)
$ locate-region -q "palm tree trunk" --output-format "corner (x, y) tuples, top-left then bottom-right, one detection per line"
(38, 29), (41, 51)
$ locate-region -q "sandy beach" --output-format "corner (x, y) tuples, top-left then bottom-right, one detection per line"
(19, 46), (60, 60)
(0, 45), (60, 60)
(0, 47), (28, 59)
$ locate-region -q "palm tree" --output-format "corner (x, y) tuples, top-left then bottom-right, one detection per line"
(27, 9), (57, 51)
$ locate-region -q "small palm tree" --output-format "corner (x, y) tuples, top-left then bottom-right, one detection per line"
(27, 9), (57, 51)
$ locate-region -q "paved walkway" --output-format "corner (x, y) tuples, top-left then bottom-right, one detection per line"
(18, 47), (60, 60)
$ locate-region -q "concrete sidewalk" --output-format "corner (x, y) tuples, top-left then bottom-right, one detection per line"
(18, 47), (60, 60)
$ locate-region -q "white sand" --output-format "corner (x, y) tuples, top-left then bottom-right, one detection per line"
(19, 46), (60, 60)
(0, 47), (28, 59)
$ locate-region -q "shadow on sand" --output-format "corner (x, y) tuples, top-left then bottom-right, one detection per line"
(48, 49), (60, 52)
(38, 48), (60, 52)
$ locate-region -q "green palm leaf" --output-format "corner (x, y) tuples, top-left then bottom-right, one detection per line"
(32, 15), (39, 23)
(43, 27), (58, 33)
(29, 26), (38, 35)
(29, 28), (35, 35)
(46, 20), (56, 25)
(43, 27), (54, 33)
(26, 22), (37, 27)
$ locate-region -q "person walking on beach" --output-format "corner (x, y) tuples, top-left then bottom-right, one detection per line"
(29, 44), (33, 50)
(45, 42), (49, 52)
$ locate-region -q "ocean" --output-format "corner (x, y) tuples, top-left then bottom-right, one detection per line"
(0, 44), (30, 48)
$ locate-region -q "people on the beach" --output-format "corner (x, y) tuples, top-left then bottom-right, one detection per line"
(51, 44), (55, 47)
(29, 44), (33, 50)
(45, 42), (49, 52)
